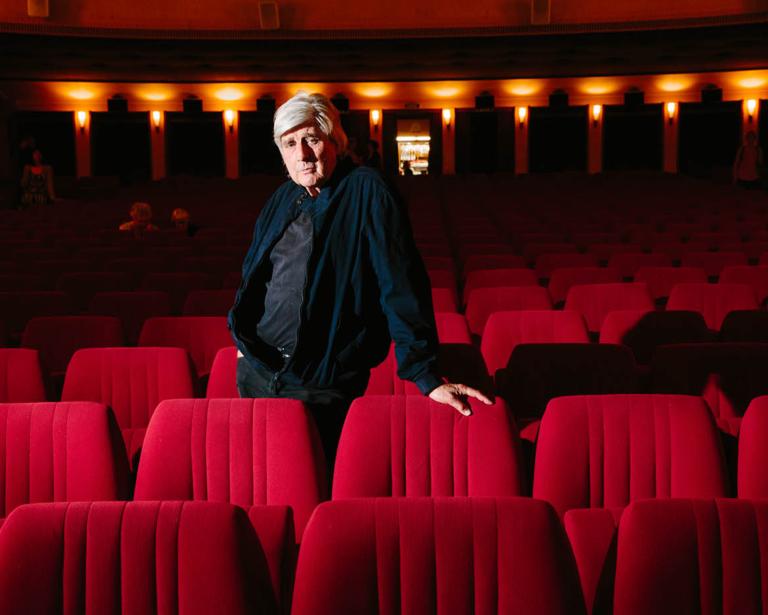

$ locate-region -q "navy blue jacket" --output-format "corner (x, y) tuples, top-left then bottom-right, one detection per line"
(228, 164), (442, 396)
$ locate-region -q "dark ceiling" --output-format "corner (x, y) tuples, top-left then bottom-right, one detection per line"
(1, 21), (767, 83)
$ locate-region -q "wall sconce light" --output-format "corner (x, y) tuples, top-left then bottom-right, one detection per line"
(442, 108), (452, 129)
(371, 109), (381, 133)
(76, 110), (87, 133)
(517, 106), (528, 127)
(746, 99), (758, 123)
(224, 109), (236, 133)
(666, 101), (677, 124)
(151, 110), (161, 133)
(591, 104), (602, 126)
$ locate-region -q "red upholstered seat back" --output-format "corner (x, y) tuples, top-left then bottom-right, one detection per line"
(737, 396), (768, 497)
(0, 402), (129, 518)
(463, 268), (539, 306)
(719, 265), (768, 304)
(138, 316), (233, 377)
(614, 498), (768, 615)
(465, 286), (552, 335)
(548, 267), (622, 305)
(182, 288), (237, 315)
(0, 501), (287, 615)
(134, 398), (326, 539)
(207, 346), (239, 398)
(481, 310), (589, 376)
(61, 347), (196, 460)
(533, 395), (728, 515)
(333, 396), (525, 498)
(0, 349), (46, 402)
(680, 250), (749, 277)
(89, 290), (172, 345)
(667, 282), (759, 330)
(292, 497), (586, 615)
(633, 266), (707, 300)
(564, 283), (654, 333)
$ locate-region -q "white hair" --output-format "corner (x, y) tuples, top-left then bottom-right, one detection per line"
(273, 92), (348, 156)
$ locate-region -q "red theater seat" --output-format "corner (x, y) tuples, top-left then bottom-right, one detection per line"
(21, 316), (125, 380)
(432, 287), (458, 312)
(548, 267), (622, 305)
(633, 266), (708, 300)
(465, 286), (552, 336)
(291, 497), (586, 615)
(207, 346), (239, 398)
(89, 290), (172, 345)
(533, 394), (728, 516)
(481, 310), (589, 377)
(0, 402), (129, 519)
(719, 265), (768, 303)
(0, 501), (288, 615)
(138, 316), (233, 379)
(606, 252), (673, 278)
(463, 268), (539, 306)
(61, 347), (196, 462)
(564, 283), (654, 333)
(134, 398), (326, 540)
(738, 396), (768, 498)
(141, 272), (220, 314)
(666, 282), (758, 330)
(680, 250), (748, 277)
(462, 253), (527, 274)
(535, 252), (598, 278)
(333, 396), (525, 498)
(614, 499), (768, 615)
(0, 291), (74, 340)
(56, 271), (133, 311)
(0, 349), (46, 402)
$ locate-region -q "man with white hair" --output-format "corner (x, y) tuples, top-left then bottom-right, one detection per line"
(229, 92), (490, 461)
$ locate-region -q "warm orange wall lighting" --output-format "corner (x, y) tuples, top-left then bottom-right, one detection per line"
(370, 109), (381, 132)
(224, 109), (236, 133)
(746, 99), (758, 122)
(151, 110), (162, 131)
(591, 104), (602, 125)
(76, 110), (87, 132)
(666, 101), (677, 123)
(442, 108), (453, 127)
(517, 106), (528, 126)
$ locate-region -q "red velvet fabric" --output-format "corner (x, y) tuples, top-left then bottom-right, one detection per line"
(0, 348), (46, 402)
(89, 290), (172, 345)
(0, 291), (74, 339)
(614, 498), (768, 615)
(462, 254), (527, 274)
(55, 271), (132, 310)
(465, 286), (552, 336)
(182, 289), (237, 316)
(138, 316), (233, 378)
(633, 266), (708, 300)
(207, 346), (239, 398)
(667, 282), (759, 330)
(292, 497), (586, 615)
(548, 267), (622, 305)
(21, 316), (125, 378)
(719, 265), (768, 304)
(737, 396), (768, 497)
(134, 398), (326, 539)
(463, 268), (539, 307)
(606, 252), (672, 278)
(564, 283), (654, 333)
(432, 287), (459, 313)
(61, 347), (196, 461)
(536, 253), (600, 278)
(0, 402), (129, 518)
(0, 501), (285, 615)
(680, 251), (749, 277)
(533, 394), (728, 516)
(333, 395), (525, 498)
(481, 310), (589, 377)
(141, 272), (220, 314)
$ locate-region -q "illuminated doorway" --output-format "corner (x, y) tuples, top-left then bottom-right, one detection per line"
(396, 118), (431, 175)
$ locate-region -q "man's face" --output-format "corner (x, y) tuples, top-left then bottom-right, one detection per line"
(279, 122), (337, 197)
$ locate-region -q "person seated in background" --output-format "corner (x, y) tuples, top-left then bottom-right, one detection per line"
(20, 149), (55, 208)
(171, 207), (199, 236)
(119, 201), (159, 235)
(733, 130), (764, 189)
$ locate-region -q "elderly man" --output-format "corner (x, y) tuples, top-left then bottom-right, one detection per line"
(229, 92), (490, 460)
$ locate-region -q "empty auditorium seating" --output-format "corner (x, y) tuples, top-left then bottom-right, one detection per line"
(606, 252), (673, 278)
(0, 401), (129, 521)
(496, 344), (638, 440)
(737, 395), (768, 498)
(207, 346), (239, 397)
(462, 268), (538, 306)
(666, 282), (759, 330)
(533, 394), (728, 515)
(462, 253), (526, 273)
(719, 310), (768, 342)
(432, 287), (459, 312)
(0, 291), (74, 340)
(599, 310), (712, 364)
(61, 347), (196, 461)
(548, 267), (622, 305)
(651, 343), (768, 435)
(134, 398), (326, 539)
(0, 501), (290, 615)
(564, 283), (654, 333)
(291, 497), (586, 615)
(56, 271), (133, 311)
(333, 395), (525, 498)
(465, 286), (552, 336)
(633, 266), (708, 301)
(21, 315), (125, 380)
(138, 316), (233, 379)
(481, 310), (589, 376)
(614, 499), (768, 615)
(680, 250), (748, 277)
(141, 272), (220, 313)
(0, 349), (46, 402)
(89, 290), (172, 344)
(535, 253), (599, 278)
(719, 264), (768, 303)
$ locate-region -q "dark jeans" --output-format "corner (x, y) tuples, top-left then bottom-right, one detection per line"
(236, 357), (361, 471)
